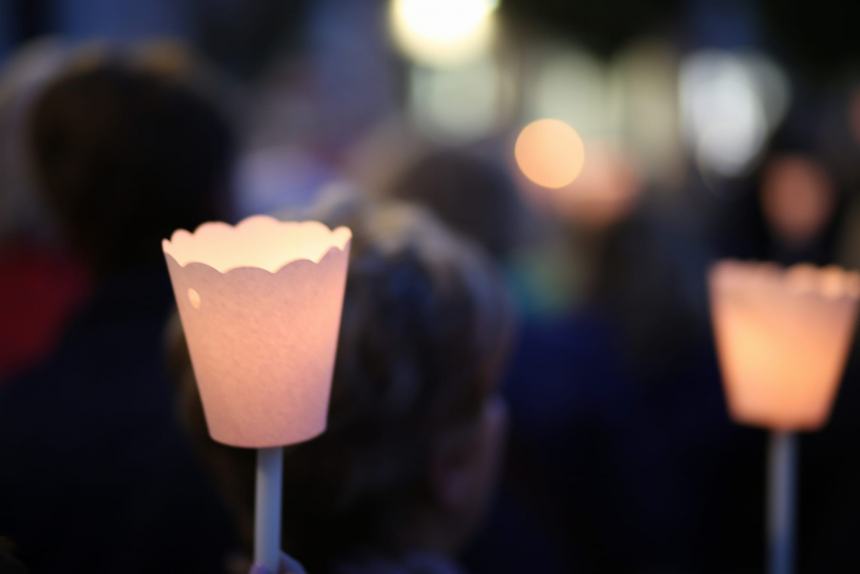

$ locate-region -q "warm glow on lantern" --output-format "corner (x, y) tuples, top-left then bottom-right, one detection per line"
(515, 119), (586, 189)
(709, 261), (860, 431)
(162, 215), (352, 448)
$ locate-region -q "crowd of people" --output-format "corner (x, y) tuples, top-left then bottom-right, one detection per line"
(1, 8), (860, 574)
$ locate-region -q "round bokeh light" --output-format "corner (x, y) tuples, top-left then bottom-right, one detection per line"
(515, 118), (586, 189)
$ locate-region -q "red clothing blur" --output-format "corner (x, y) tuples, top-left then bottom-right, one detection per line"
(0, 243), (90, 379)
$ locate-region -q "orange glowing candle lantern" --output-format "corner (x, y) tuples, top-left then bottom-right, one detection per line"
(709, 260), (859, 574)
(709, 261), (859, 430)
(163, 215), (351, 573)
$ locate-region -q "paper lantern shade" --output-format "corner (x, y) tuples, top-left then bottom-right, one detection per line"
(709, 261), (860, 431)
(163, 215), (351, 448)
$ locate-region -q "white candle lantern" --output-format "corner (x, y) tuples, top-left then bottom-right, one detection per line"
(163, 215), (351, 572)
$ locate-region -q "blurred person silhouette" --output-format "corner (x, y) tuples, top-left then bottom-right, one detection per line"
(512, 142), (644, 316)
(714, 110), (849, 267)
(0, 47), (239, 573)
(169, 200), (512, 574)
(467, 136), (776, 573)
(0, 39), (91, 379)
(837, 85), (860, 269)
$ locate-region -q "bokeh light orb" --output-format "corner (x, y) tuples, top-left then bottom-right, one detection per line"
(389, 0), (499, 67)
(514, 119), (586, 189)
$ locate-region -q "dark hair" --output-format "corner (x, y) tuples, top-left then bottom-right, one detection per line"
(385, 149), (523, 261)
(28, 55), (236, 275)
(173, 202), (512, 571)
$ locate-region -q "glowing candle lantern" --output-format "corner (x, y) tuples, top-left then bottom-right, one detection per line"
(709, 261), (860, 430)
(709, 260), (860, 574)
(163, 215), (351, 572)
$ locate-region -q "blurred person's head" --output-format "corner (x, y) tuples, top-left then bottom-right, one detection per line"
(385, 148), (523, 262)
(27, 48), (236, 277)
(171, 201), (512, 572)
(754, 121), (846, 265)
(759, 153), (836, 248)
(715, 111), (847, 266)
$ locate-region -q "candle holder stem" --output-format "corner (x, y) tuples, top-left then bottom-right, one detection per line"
(255, 446), (284, 572)
(767, 430), (797, 574)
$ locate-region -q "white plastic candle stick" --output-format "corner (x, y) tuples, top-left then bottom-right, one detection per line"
(255, 447), (284, 572)
(768, 431), (796, 574)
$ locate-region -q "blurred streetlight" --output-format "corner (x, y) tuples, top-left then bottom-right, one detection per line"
(389, 0), (499, 67)
(680, 51), (789, 177)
